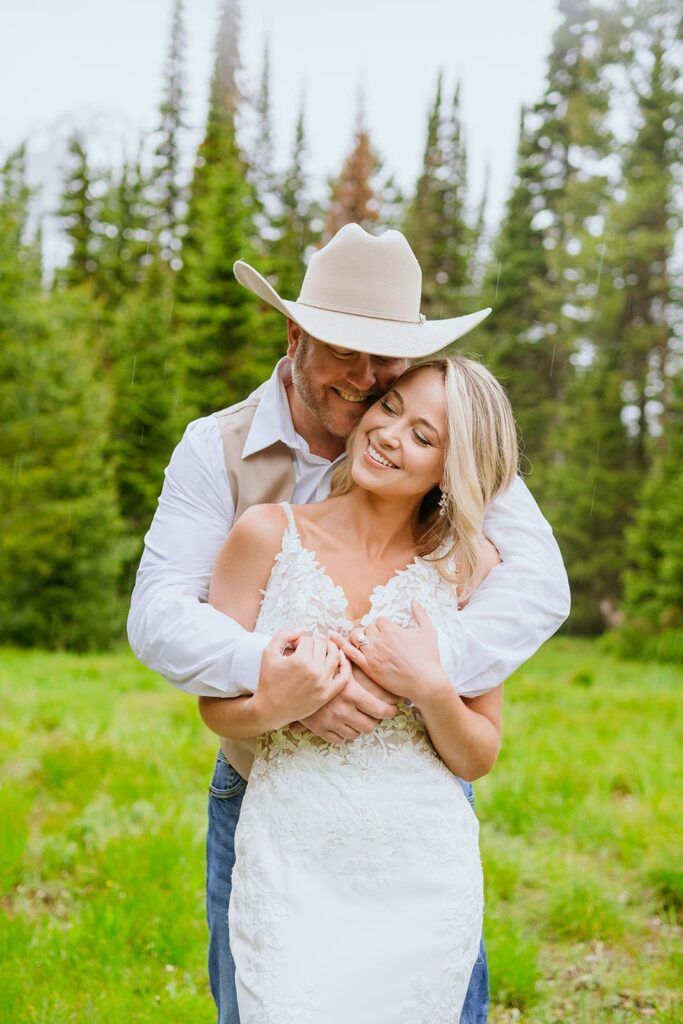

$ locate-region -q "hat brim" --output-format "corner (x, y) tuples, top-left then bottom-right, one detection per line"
(234, 260), (491, 358)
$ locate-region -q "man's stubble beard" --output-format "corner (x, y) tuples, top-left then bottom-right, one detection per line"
(291, 338), (357, 441)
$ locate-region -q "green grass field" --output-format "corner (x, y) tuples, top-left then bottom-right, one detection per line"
(1, 639), (681, 1023)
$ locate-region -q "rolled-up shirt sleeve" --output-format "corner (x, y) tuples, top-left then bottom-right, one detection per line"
(436, 475), (571, 697)
(127, 416), (268, 697)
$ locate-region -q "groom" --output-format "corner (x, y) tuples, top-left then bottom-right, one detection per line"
(128, 224), (570, 1024)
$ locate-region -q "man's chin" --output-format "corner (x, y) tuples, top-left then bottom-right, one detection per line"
(322, 407), (367, 439)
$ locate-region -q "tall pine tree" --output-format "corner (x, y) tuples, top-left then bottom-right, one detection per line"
(404, 76), (472, 317)
(174, 0), (261, 417)
(498, 0), (622, 629)
(154, 0), (188, 263)
(56, 132), (98, 290)
(108, 255), (184, 588)
(96, 154), (154, 307)
(616, 367), (683, 661)
(479, 108), (556, 498)
(270, 101), (321, 299)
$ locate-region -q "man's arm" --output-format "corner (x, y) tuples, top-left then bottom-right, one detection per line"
(127, 416), (269, 697)
(435, 475), (570, 696)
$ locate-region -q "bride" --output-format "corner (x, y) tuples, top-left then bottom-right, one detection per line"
(199, 353), (518, 1023)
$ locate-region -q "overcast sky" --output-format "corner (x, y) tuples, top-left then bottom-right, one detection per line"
(1, 0), (561, 234)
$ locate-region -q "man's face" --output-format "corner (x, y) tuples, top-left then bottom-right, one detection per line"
(288, 323), (408, 440)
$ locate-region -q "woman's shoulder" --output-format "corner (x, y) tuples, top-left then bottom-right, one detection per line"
(230, 503), (290, 549)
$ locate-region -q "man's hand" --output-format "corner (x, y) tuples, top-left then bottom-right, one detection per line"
(297, 656), (401, 743)
(252, 630), (346, 732)
(333, 600), (445, 706)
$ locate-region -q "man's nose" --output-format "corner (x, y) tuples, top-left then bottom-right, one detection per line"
(346, 354), (376, 392)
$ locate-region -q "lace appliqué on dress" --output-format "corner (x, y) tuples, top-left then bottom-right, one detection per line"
(230, 503), (482, 1023)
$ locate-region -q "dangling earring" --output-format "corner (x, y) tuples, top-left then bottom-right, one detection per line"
(438, 490), (449, 517)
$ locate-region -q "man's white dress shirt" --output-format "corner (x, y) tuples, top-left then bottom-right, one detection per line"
(128, 360), (570, 698)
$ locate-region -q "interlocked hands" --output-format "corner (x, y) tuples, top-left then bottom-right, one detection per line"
(256, 600), (440, 743)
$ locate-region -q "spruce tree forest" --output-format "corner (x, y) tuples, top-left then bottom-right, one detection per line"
(1, 0), (681, 662)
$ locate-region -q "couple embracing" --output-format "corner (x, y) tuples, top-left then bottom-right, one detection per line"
(129, 224), (570, 1023)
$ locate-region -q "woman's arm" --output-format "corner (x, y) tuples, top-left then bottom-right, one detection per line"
(199, 505), (346, 740)
(413, 674), (503, 781)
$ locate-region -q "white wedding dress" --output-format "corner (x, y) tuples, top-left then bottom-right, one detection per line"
(229, 503), (483, 1024)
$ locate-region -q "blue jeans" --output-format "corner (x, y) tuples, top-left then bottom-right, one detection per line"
(206, 748), (489, 1024)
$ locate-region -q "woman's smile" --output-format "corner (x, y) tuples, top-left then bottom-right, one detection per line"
(364, 441), (399, 469)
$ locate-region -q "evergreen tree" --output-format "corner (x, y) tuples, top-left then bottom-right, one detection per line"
(56, 132), (97, 290)
(478, 108), (556, 497)
(545, 3), (679, 632)
(490, 0), (623, 630)
(616, 367), (683, 661)
(404, 76), (472, 317)
(604, 3), (682, 652)
(270, 102), (321, 300)
(546, 342), (641, 634)
(108, 256), (183, 586)
(154, 0), (188, 262)
(174, 0), (262, 417)
(0, 152), (125, 649)
(597, 37), (679, 473)
(245, 37), (284, 363)
(97, 154), (154, 306)
(250, 37), (277, 237)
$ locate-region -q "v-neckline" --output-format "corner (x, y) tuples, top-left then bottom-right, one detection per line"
(313, 548), (419, 626)
(281, 503), (420, 627)
(299, 542), (420, 627)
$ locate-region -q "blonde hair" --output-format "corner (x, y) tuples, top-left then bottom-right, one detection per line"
(330, 354), (519, 598)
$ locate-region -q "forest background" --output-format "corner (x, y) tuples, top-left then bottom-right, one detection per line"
(1, 1), (682, 1021)
(1, 0), (681, 656)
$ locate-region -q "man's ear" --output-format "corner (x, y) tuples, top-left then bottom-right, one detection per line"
(287, 319), (303, 360)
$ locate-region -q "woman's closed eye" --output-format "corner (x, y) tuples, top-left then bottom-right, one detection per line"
(380, 398), (432, 446)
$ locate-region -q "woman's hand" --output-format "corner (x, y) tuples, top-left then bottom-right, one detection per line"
(252, 630), (348, 732)
(331, 600), (448, 706)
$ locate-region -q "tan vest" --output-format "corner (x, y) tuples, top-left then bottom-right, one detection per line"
(214, 383), (296, 779)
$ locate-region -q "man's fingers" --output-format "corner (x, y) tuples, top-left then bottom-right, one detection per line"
(272, 628), (306, 655)
(347, 684), (399, 721)
(354, 673), (403, 706)
(331, 724), (361, 740)
(336, 709), (380, 735)
(321, 730), (346, 744)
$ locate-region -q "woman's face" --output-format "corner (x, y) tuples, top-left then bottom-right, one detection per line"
(350, 367), (447, 503)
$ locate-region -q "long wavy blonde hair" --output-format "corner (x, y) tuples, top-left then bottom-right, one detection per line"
(330, 354), (519, 598)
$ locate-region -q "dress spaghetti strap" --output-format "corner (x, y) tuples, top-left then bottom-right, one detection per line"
(278, 500), (299, 540)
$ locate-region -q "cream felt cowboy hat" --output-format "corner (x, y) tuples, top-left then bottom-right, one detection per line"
(233, 223), (491, 358)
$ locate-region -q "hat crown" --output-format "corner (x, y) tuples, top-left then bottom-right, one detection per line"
(298, 224), (422, 324)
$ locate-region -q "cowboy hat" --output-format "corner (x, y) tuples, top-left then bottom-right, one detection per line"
(233, 223), (491, 358)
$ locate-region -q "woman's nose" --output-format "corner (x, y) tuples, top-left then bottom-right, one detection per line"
(375, 422), (400, 448)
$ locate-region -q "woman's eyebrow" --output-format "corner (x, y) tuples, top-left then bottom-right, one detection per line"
(388, 388), (442, 441)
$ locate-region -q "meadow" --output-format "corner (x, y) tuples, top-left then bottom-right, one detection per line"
(0, 638), (681, 1023)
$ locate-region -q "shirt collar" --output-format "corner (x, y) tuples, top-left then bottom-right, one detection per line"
(241, 358), (305, 459)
